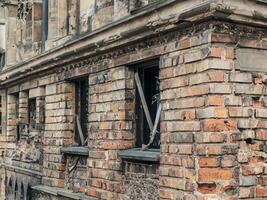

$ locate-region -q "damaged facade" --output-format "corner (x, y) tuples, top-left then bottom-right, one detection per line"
(1, 0), (267, 199)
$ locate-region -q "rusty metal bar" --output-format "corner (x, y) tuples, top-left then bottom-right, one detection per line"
(134, 72), (153, 132)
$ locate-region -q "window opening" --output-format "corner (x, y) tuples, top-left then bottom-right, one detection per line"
(28, 98), (36, 129)
(134, 60), (161, 150)
(74, 78), (89, 145)
(15, 94), (19, 120)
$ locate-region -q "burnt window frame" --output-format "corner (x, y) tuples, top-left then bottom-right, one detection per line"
(132, 59), (160, 149)
(73, 77), (89, 146)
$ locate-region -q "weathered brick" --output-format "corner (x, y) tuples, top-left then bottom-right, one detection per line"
(229, 107), (254, 117)
(166, 121), (201, 132)
(197, 107), (228, 119)
(189, 71), (225, 85)
(256, 130), (267, 140)
(197, 183), (217, 194)
(235, 84), (264, 95)
(197, 59), (233, 72)
(203, 119), (237, 132)
(229, 72), (253, 83)
(256, 108), (267, 118)
(209, 83), (232, 94)
(175, 63), (197, 76)
(241, 130), (255, 139)
(225, 95), (242, 106)
(198, 157), (220, 167)
(240, 176), (257, 186)
(161, 76), (189, 90)
(195, 132), (226, 143)
(168, 133), (194, 143)
(183, 49), (206, 63)
(164, 110), (196, 121)
(199, 168), (233, 181)
(256, 187), (267, 197)
(206, 96), (223, 106)
(196, 144), (238, 155)
(166, 97), (205, 109)
(237, 119), (259, 129)
(239, 187), (254, 198)
(221, 156), (237, 167)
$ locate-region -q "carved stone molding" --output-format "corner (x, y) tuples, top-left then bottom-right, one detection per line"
(54, 21), (267, 76)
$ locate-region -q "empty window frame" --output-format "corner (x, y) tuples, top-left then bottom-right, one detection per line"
(0, 52), (5, 70)
(134, 60), (160, 149)
(15, 93), (19, 120)
(74, 78), (89, 145)
(28, 98), (36, 129)
(0, 96), (2, 134)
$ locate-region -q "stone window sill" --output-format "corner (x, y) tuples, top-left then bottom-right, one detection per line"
(60, 146), (88, 156)
(118, 148), (160, 163)
(32, 185), (97, 200)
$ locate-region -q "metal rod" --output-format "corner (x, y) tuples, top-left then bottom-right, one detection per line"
(134, 72), (153, 132)
(142, 103), (162, 150)
(76, 115), (85, 145)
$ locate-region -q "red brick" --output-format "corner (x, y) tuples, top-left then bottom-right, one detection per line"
(256, 187), (267, 197)
(199, 168), (233, 181)
(199, 157), (219, 167)
(203, 119), (237, 132)
(198, 183), (216, 194)
(225, 48), (234, 59)
(211, 33), (236, 43)
(206, 96), (223, 106)
(210, 47), (222, 58)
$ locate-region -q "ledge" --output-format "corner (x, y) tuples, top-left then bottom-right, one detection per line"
(3, 163), (42, 176)
(60, 146), (89, 156)
(118, 148), (160, 163)
(32, 185), (97, 200)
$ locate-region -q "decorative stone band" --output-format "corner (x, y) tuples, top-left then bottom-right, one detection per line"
(32, 185), (97, 200)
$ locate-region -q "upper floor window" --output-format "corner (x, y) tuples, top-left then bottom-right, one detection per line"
(130, 0), (161, 12)
(15, 93), (19, 120)
(133, 60), (161, 149)
(0, 51), (5, 70)
(74, 78), (89, 146)
(0, 96), (2, 134)
(28, 98), (36, 129)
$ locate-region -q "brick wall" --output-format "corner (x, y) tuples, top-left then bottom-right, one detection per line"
(1, 19), (267, 200)
(87, 66), (135, 199)
(43, 82), (74, 188)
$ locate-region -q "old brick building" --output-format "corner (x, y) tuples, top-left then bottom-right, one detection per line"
(1, 0), (267, 199)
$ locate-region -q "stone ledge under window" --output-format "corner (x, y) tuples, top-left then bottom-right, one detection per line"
(32, 185), (97, 200)
(118, 148), (160, 163)
(60, 146), (89, 156)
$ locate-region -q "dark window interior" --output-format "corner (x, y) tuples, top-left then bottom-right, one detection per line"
(0, 96), (2, 134)
(26, 9), (32, 40)
(28, 98), (36, 129)
(135, 61), (160, 149)
(0, 52), (5, 70)
(15, 94), (19, 119)
(75, 78), (89, 144)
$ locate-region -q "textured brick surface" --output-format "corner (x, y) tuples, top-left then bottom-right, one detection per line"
(2, 2), (267, 199)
